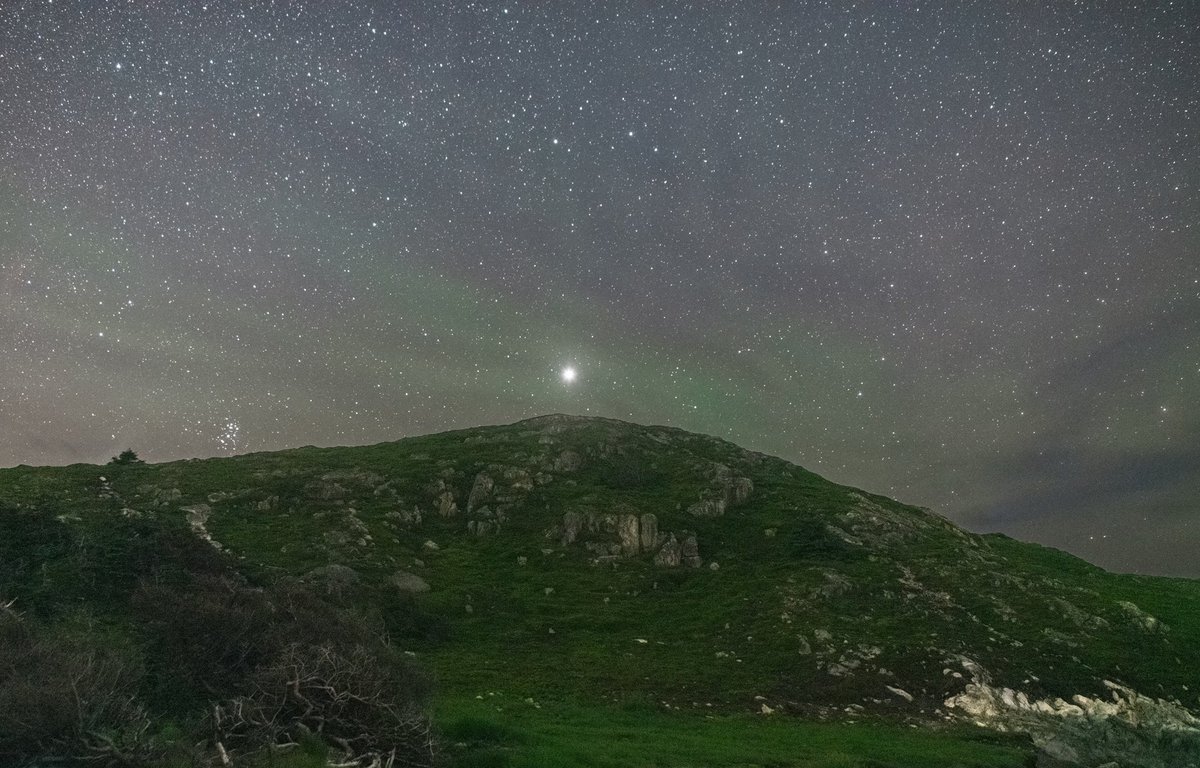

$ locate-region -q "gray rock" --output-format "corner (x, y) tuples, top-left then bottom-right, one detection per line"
(617, 514), (640, 556)
(885, 685), (914, 703)
(391, 571), (431, 593)
(728, 476), (753, 505)
(437, 490), (458, 517)
(553, 450), (582, 472)
(1117, 600), (1168, 634)
(654, 534), (681, 567)
(467, 520), (495, 536)
(309, 481), (348, 500)
(687, 498), (726, 517)
(467, 472), (494, 512)
(302, 564), (360, 596)
(639, 513), (659, 553)
(681, 532), (702, 567)
(561, 511), (584, 546)
(386, 507), (423, 526)
(1035, 738), (1080, 766)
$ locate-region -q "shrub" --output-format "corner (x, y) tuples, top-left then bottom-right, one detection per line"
(134, 575), (434, 765)
(108, 449), (145, 466)
(0, 606), (157, 766)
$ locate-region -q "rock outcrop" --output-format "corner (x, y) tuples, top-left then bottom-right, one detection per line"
(654, 533), (681, 567)
(436, 490), (458, 517)
(1117, 600), (1168, 634)
(467, 472), (494, 513)
(943, 658), (1200, 767)
(555, 510), (700, 567)
(639, 513), (658, 553)
(687, 463), (753, 517)
(181, 503), (222, 549)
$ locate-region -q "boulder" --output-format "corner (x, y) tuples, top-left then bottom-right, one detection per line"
(386, 507), (423, 526)
(468, 520), (496, 536)
(553, 450), (582, 472)
(561, 511), (584, 545)
(467, 472), (494, 512)
(654, 534), (681, 567)
(437, 491), (458, 517)
(728, 476), (753, 505)
(1117, 600), (1168, 634)
(302, 564), (360, 596)
(617, 514), (640, 556)
(639, 513), (659, 552)
(308, 480), (349, 500)
(688, 499), (726, 517)
(681, 532), (702, 567)
(391, 571), (431, 593)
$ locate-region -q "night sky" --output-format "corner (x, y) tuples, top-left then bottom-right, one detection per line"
(2, 2), (1197, 577)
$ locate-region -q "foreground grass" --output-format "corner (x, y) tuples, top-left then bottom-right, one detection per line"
(436, 696), (1032, 768)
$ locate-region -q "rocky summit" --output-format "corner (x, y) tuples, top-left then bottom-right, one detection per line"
(2, 414), (1198, 767)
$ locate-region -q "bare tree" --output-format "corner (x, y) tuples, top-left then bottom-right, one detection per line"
(211, 643), (434, 768)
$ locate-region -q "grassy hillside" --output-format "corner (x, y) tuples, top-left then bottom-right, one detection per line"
(2, 414), (1198, 766)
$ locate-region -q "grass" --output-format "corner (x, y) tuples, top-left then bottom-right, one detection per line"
(436, 696), (1031, 767)
(3, 413), (1198, 765)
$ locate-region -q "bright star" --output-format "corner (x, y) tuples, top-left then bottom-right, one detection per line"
(561, 366), (577, 384)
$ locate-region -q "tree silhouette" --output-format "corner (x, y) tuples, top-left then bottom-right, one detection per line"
(108, 449), (144, 466)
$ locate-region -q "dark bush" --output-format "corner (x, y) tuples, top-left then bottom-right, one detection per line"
(134, 574), (434, 764)
(108, 449), (144, 466)
(0, 607), (157, 767)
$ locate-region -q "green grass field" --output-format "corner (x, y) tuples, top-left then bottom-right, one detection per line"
(436, 696), (1030, 768)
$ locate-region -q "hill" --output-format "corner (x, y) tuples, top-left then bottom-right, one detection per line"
(2, 414), (1198, 767)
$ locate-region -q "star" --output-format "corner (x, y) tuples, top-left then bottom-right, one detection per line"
(561, 367), (577, 384)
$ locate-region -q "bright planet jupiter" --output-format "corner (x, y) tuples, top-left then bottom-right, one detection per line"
(0, 2), (1197, 576)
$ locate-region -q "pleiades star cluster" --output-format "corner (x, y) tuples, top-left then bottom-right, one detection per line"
(1, 2), (1196, 575)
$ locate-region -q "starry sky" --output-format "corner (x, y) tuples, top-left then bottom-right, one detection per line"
(1, 2), (1197, 576)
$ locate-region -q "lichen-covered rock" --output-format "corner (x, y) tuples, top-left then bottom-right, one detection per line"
(467, 472), (494, 512)
(437, 490), (458, 517)
(302, 564), (360, 596)
(681, 532), (702, 567)
(1117, 600), (1168, 634)
(727, 476), (753, 505)
(639, 513), (659, 552)
(307, 480), (349, 500)
(553, 450), (582, 472)
(181, 504), (222, 549)
(560, 510), (584, 546)
(944, 659), (1200, 767)
(654, 534), (681, 567)
(386, 507), (423, 526)
(617, 514), (640, 556)
(391, 571), (431, 593)
(688, 499), (726, 517)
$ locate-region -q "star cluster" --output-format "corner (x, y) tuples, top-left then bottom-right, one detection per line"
(1, 2), (1197, 575)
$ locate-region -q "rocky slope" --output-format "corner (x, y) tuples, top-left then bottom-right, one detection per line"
(2, 414), (1199, 767)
